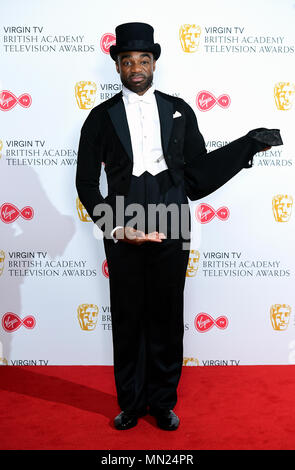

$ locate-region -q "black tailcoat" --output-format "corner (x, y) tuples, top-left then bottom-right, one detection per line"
(76, 89), (266, 237)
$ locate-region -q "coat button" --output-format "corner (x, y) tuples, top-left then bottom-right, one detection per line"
(173, 138), (178, 144)
(167, 155), (172, 160)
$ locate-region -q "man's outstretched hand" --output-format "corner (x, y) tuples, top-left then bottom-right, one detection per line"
(114, 226), (166, 245)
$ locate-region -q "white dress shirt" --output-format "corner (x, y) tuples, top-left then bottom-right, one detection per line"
(122, 83), (168, 176)
(110, 84), (168, 241)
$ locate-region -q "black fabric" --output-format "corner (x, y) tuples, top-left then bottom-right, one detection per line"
(117, 170), (190, 239)
(109, 22), (161, 61)
(246, 128), (283, 147)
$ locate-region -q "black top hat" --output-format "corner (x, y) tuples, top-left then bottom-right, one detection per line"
(109, 22), (161, 61)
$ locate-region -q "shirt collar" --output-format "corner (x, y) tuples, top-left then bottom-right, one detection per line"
(122, 83), (155, 105)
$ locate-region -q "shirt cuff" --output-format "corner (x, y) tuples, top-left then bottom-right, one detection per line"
(110, 226), (124, 243)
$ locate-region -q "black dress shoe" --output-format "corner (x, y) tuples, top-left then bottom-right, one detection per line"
(114, 411), (138, 430)
(149, 409), (180, 430)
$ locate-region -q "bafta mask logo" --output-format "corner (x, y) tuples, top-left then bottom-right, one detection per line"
(272, 194), (293, 222)
(186, 250), (200, 277)
(76, 197), (91, 222)
(100, 33), (116, 54)
(0, 139), (2, 159)
(77, 304), (99, 331)
(270, 304), (291, 331)
(274, 82), (295, 110)
(179, 24), (201, 53)
(0, 250), (5, 276)
(183, 357), (199, 366)
(75, 81), (97, 109)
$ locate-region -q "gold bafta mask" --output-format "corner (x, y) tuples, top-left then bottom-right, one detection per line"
(186, 250), (200, 277)
(0, 250), (5, 276)
(274, 82), (295, 110)
(270, 304), (291, 331)
(183, 357), (199, 366)
(75, 81), (97, 109)
(76, 197), (91, 222)
(0, 140), (3, 159)
(77, 304), (99, 331)
(272, 194), (293, 222)
(179, 24), (201, 53)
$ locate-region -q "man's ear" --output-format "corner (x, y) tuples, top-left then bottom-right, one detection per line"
(153, 59), (156, 72)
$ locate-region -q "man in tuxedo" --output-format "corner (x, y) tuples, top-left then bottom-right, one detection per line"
(76, 22), (278, 431)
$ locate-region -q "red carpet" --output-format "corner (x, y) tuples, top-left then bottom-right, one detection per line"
(1, 365), (295, 450)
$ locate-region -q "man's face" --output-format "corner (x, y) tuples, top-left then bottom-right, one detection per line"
(115, 51), (156, 95)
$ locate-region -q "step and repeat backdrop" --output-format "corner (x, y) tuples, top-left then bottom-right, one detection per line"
(0, 0), (294, 366)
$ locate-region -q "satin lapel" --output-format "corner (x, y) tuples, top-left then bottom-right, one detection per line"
(107, 95), (133, 162)
(155, 91), (174, 155)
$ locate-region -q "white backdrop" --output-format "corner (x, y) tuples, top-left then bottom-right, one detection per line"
(0, 0), (294, 366)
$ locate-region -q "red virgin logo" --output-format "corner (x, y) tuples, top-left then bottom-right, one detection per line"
(0, 90), (32, 111)
(2, 312), (36, 333)
(0, 203), (34, 223)
(194, 313), (228, 333)
(195, 203), (230, 223)
(102, 259), (109, 278)
(100, 33), (116, 54)
(196, 90), (230, 111)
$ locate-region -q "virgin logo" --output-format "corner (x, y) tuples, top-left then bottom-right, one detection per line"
(102, 259), (109, 278)
(195, 203), (230, 223)
(100, 33), (116, 54)
(0, 90), (32, 111)
(0, 203), (34, 223)
(196, 90), (231, 112)
(2, 312), (36, 333)
(194, 313), (229, 333)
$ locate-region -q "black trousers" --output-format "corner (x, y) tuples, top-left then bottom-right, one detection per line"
(103, 170), (191, 415)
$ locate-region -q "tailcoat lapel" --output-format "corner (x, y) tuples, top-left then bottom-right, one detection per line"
(107, 92), (133, 162)
(154, 90), (174, 156)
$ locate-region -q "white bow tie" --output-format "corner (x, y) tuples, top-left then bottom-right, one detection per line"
(126, 90), (154, 105)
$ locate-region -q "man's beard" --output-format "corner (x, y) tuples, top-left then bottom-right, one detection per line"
(121, 73), (153, 94)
